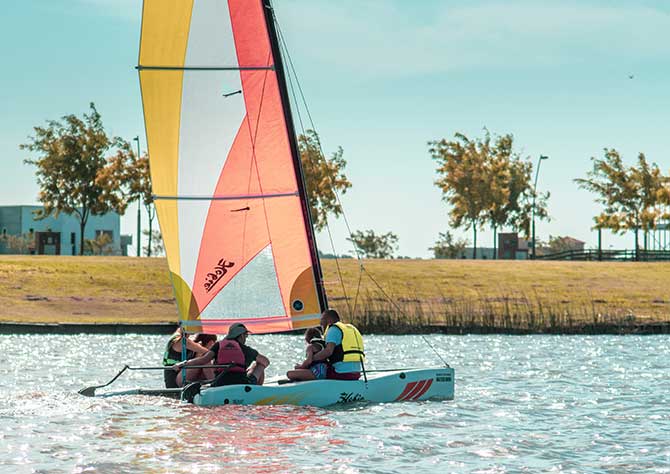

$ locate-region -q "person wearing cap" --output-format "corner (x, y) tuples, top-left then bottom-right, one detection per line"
(174, 323), (269, 386)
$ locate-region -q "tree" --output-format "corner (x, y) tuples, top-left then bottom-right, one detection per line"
(536, 235), (584, 255)
(142, 229), (164, 257)
(429, 133), (490, 258)
(430, 131), (549, 259)
(1, 233), (34, 254)
(21, 103), (130, 255)
(429, 231), (469, 259)
(347, 230), (398, 259)
(575, 149), (666, 258)
(299, 129), (352, 231)
(101, 145), (157, 256)
(84, 232), (114, 255)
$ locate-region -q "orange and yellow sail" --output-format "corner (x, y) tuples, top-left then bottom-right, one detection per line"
(138, 0), (324, 334)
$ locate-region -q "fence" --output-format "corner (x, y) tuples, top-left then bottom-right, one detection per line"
(535, 249), (670, 261)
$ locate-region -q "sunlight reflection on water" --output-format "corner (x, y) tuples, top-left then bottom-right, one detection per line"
(1, 334), (670, 473)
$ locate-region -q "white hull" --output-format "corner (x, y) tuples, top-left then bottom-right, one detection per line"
(193, 367), (455, 408)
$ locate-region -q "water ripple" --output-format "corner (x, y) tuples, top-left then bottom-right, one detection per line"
(2, 334), (670, 472)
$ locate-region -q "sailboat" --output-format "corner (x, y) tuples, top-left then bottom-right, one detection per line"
(130, 0), (454, 407)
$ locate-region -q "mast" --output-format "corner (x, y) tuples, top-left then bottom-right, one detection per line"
(262, 0), (328, 314)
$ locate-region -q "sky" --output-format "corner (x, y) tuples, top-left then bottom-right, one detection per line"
(1, 0), (669, 258)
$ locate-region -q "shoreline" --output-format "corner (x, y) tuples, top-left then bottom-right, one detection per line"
(1, 321), (668, 336)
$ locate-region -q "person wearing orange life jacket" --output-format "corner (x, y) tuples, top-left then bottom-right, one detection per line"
(174, 323), (269, 387)
(311, 309), (365, 381)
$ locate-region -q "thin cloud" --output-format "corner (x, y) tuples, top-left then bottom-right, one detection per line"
(275, 1), (670, 76)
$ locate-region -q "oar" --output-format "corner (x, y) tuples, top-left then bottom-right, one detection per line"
(78, 364), (233, 397)
(79, 365), (130, 397)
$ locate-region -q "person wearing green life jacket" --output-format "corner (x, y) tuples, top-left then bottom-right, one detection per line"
(162, 327), (213, 388)
(312, 309), (365, 381)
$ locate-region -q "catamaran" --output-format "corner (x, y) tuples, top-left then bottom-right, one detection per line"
(81, 0), (454, 407)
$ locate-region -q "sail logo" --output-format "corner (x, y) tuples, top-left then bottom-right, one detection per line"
(204, 259), (235, 292)
(337, 392), (365, 404)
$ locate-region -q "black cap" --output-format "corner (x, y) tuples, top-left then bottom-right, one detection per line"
(225, 323), (250, 340)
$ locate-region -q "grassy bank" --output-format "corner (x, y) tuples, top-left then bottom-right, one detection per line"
(0, 256), (668, 332)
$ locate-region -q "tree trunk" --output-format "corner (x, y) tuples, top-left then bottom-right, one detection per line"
(493, 225), (497, 260)
(634, 228), (639, 261)
(147, 210), (153, 257)
(472, 223), (478, 259)
(79, 220), (86, 256)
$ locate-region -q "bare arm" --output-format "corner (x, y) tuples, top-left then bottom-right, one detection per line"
(170, 337), (209, 356)
(295, 347), (314, 369)
(174, 350), (214, 370)
(255, 353), (270, 368)
(312, 342), (335, 362)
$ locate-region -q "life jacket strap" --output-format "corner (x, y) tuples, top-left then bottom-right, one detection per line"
(343, 349), (365, 356)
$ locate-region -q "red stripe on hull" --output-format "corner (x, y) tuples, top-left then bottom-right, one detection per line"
(400, 380), (427, 401)
(395, 381), (418, 401)
(409, 379), (433, 401)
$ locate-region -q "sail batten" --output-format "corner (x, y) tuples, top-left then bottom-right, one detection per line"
(138, 66), (275, 71)
(139, 0), (323, 334)
(153, 192), (299, 201)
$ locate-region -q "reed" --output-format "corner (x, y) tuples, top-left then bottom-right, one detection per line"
(339, 289), (666, 335)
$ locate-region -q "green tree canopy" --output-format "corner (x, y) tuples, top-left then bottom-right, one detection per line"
(574, 149), (666, 255)
(429, 231), (469, 259)
(347, 229), (398, 259)
(429, 130), (548, 259)
(21, 103), (130, 255)
(101, 144), (157, 256)
(299, 129), (352, 232)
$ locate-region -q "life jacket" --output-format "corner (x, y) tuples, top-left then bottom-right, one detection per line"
(215, 340), (247, 373)
(162, 335), (194, 366)
(308, 338), (326, 368)
(324, 322), (365, 364)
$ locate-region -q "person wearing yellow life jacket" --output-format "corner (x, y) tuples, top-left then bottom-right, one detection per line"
(174, 323), (270, 387)
(162, 327), (213, 388)
(312, 309), (365, 381)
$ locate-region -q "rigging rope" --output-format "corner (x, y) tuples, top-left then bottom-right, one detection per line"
(276, 19), (353, 319)
(272, 7), (449, 368)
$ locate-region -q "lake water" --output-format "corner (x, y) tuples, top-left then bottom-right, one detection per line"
(1, 334), (669, 473)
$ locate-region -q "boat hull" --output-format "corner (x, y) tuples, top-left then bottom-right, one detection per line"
(193, 368), (455, 408)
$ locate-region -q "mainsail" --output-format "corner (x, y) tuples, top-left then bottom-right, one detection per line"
(138, 0), (326, 334)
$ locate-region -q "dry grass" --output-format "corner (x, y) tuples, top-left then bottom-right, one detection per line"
(0, 256), (668, 332)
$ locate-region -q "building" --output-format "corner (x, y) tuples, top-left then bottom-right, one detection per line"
(0, 205), (130, 256)
(498, 233), (529, 260)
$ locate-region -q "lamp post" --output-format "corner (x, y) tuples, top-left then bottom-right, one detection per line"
(133, 136), (141, 258)
(531, 155), (549, 259)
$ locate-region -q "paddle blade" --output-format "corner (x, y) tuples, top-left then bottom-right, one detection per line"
(78, 386), (97, 397)
(181, 382), (201, 403)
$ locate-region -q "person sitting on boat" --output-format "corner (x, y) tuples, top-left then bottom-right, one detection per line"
(312, 309), (365, 381)
(162, 327), (213, 389)
(286, 327), (328, 382)
(173, 323), (270, 387)
(173, 333), (218, 388)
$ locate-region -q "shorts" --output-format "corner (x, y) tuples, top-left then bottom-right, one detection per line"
(212, 371), (258, 387)
(310, 363), (327, 380)
(326, 365), (361, 381)
(164, 367), (178, 388)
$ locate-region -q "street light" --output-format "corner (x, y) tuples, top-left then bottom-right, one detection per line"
(133, 136), (141, 258)
(531, 155), (549, 260)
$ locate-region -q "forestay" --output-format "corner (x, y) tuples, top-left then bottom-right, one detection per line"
(138, 0), (325, 334)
